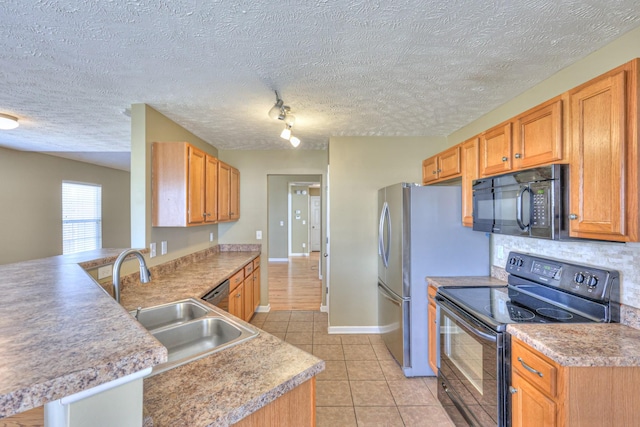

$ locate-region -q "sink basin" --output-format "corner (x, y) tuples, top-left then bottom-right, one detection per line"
(131, 299), (209, 331)
(132, 299), (259, 376)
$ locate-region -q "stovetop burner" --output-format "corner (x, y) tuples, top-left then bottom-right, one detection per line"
(536, 307), (573, 320)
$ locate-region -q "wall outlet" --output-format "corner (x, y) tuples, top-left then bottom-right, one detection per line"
(161, 241), (167, 255)
(98, 265), (113, 279)
(302, 220), (306, 225)
(302, 243), (306, 248)
(210, 232), (214, 242)
(256, 230), (262, 240)
(150, 242), (157, 258)
(280, 221), (284, 226)
(497, 245), (504, 259)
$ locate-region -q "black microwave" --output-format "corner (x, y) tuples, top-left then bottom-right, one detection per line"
(472, 164), (569, 240)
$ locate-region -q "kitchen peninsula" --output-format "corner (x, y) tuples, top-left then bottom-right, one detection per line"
(0, 246), (323, 427)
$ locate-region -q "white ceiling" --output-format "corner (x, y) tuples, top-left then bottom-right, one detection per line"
(1, 1), (639, 171)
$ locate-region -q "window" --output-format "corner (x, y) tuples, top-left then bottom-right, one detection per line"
(62, 181), (102, 254)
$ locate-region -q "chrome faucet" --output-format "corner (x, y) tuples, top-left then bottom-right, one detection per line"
(112, 249), (151, 303)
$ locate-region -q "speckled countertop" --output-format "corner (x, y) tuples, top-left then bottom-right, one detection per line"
(427, 275), (507, 289)
(0, 249), (167, 419)
(508, 323), (640, 367)
(120, 250), (324, 427)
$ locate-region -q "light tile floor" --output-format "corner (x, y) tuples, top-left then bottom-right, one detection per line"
(250, 310), (455, 427)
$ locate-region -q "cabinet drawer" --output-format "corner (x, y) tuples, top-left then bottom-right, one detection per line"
(253, 256), (261, 270)
(230, 270), (244, 291)
(244, 262), (254, 277)
(512, 339), (558, 397)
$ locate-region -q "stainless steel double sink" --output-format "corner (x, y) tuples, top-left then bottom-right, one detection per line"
(131, 298), (259, 375)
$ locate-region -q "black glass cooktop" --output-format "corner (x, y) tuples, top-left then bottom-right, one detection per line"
(437, 285), (595, 331)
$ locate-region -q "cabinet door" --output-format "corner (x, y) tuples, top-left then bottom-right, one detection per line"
(230, 167), (240, 220)
(515, 98), (563, 169)
(438, 145), (462, 180)
(217, 161), (232, 221)
(243, 273), (254, 322)
(427, 297), (437, 374)
(422, 157), (438, 184)
(253, 266), (261, 312)
(461, 137), (479, 227)
(511, 371), (557, 427)
(569, 70), (627, 240)
(187, 146), (206, 225)
(480, 122), (512, 176)
(229, 282), (244, 319)
(204, 155), (218, 222)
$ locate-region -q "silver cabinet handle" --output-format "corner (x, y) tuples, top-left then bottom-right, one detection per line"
(569, 214), (578, 220)
(515, 153), (522, 159)
(518, 357), (543, 377)
(509, 386), (518, 394)
(502, 156), (508, 162)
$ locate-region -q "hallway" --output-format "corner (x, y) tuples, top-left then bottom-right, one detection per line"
(268, 252), (323, 310)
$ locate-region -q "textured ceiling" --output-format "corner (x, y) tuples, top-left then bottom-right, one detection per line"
(1, 1), (639, 171)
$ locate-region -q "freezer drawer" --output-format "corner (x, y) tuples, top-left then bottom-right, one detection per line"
(378, 282), (409, 368)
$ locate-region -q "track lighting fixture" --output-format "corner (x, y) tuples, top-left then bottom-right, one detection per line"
(268, 90), (301, 148)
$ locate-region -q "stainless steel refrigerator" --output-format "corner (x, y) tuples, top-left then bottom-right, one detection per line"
(378, 183), (489, 376)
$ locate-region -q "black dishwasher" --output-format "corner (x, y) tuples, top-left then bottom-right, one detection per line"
(202, 279), (230, 312)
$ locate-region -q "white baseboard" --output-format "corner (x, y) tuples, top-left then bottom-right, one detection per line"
(256, 304), (271, 313)
(289, 253), (309, 257)
(327, 325), (382, 334)
(268, 258), (288, 262)
(320, 304), (328, 313)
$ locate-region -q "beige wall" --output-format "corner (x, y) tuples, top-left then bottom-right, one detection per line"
(130, 104), (220, 265)
(447, 26), (640, 309)
(217, 150), (328, 307)
(0, 147), (130, 265)
(328, 136), (449, 327)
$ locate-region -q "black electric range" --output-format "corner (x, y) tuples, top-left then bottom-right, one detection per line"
(435, 252), (620, 427)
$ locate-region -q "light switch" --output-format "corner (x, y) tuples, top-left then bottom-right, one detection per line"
(256, 230), (262, 240)
(210, 232), (214, 242)
(161, 241), (167, 255)
(150, 243), (156, 258)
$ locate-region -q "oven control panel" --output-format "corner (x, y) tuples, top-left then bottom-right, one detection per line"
(506, 252), (619, 301)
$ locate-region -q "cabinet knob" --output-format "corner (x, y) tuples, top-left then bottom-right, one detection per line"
(437, 169), (442, 173)
(432, 170), (437, 175)
(569, 214), (578, 220)
(509, 386), (518, 394)
(502, 156), (508, 162)
(514, 153), (522, 159)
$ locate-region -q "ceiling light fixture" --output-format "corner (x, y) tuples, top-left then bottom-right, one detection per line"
(269, 90), (301, 148)
(0, 113), (19, 130)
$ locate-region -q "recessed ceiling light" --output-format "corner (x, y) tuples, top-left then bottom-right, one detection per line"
(0, 113), (19, 130)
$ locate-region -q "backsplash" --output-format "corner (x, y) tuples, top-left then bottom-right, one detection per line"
(492, 234), (640, 312)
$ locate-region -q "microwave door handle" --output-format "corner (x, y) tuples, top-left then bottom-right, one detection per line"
(516, 186), (531, 231)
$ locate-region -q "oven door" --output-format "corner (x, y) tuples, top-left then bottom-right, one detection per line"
(437, 298), (505, 427)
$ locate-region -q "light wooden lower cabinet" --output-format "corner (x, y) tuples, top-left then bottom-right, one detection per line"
(427, 285), (437, 374)
(234, 377), (316, 426)
(510, 337), (640, 426)
(228, 258), (260, 323)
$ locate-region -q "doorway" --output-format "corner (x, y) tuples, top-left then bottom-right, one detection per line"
(267, 175), (323, 310)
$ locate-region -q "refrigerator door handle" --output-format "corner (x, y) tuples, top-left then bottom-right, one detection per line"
(378, 283), (401, 306)
(379, 202), (391, 268)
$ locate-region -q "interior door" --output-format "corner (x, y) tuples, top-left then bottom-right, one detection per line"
(310, 196), (321, 251)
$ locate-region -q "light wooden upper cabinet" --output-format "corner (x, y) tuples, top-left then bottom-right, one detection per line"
(217, 161), (239, 222)
(152, 141), (238, 227)
(461, 136), (480, 227)
(568, 59), (639, 242)
(514, 97), (563, 170)
(480, 121), (513, 176)
(422, 145), (461, 184)
(230, 166), (240, 221)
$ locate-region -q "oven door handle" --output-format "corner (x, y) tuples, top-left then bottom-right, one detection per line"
(438, 299), (497, 343)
